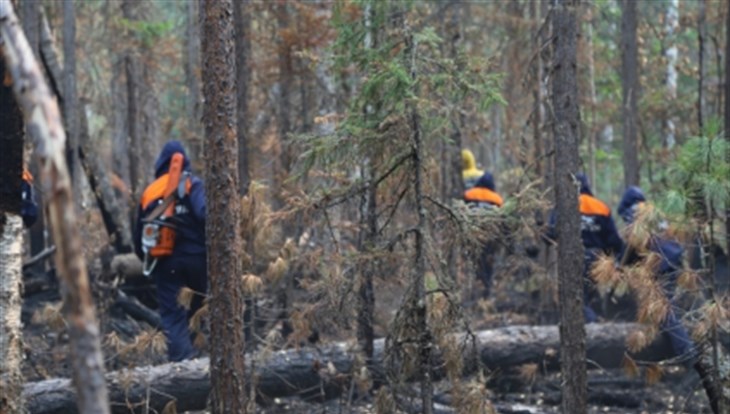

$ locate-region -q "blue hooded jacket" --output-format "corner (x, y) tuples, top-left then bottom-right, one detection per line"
(135, 141), (207, 259)
(618, 187), (682, 277)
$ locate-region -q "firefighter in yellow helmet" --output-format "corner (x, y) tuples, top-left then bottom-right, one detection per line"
(461, 149), (484, 190)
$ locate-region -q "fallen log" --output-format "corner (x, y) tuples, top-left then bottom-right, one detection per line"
(113, 291), (160, 329)
(23, 323), (676, 413)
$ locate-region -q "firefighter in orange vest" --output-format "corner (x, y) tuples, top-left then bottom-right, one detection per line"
(546, 173), (624, 322)
(134, 141), (207, 362)
(464, 172), (504, 297)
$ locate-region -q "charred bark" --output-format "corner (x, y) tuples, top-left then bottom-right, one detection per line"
(0, 3), (110, 413)
(201, 0), (247, 412)
(22, 323), (678, 414)
(122, 0), (142, 201)
(551, 1), (586, 413)
(234, 0), (251, 196)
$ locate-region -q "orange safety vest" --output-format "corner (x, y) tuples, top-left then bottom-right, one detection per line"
(464, 187), (504, 207)
(140, 153), (191, 260)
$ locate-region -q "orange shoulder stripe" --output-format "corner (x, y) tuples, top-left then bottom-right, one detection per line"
(464, 187), (504, 207)
(22, 169), (33, 184)
(579, 194), (610, 216)
(141, 175), (169, 209)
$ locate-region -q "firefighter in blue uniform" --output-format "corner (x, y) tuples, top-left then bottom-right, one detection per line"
(547, 174), (624, 322)
(135, 141), (207, 362)
(464, 172), (504, 297)
(618, 186), (695, 360)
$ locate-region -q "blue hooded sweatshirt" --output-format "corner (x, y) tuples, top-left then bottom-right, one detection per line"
(135, 141), (207, 259)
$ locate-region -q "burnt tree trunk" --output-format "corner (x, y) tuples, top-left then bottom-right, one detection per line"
(0, 3), (110, 413)
(22, 323), (679, 414)
(122, 0), (143, 201)
(0, 51), (25, 414)
(201, 0), (247, 412)
(725, 0), (730, 263)
(551, 1), (587, 413)
(406, 21), (433, 414)
(620, 0), (639, 188)
(234, 0), (251, 196)
(274, 2), (292, 208)
(356, 2), (379, 367)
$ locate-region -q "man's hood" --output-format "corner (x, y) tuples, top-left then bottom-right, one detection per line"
(154, 140), (191, 177)
(576, 173), (592, 196)
(618, 186), (647, 224)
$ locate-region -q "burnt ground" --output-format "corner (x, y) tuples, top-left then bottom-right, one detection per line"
(17, 212), (719, 413)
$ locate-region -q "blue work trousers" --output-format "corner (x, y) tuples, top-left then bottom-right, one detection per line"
(153, 254), (207, 362)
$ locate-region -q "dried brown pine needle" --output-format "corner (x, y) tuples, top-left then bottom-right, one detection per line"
(33, 302), (65, 331)
(626, 329), (649, 353)
(189, 304), (209, 333)
(103, 331), (126, 353)
(692, 320), (709, 342)
(161, 400), (177, 414)
(193, 332), (207, 350)
(645, 363), (663, 385)
(644, 252), (662, 273)
(622, 354), (640, 378)
(677, 270), (699, 293)
(637, 295), (669, 326)
(177, 287), (195, 310)
(265, 257), (288, 285)
(517, 363), (539, 384)
(374, 387), (396, 414)
(150, 330), (167, 355)
(702, 299), (730, 332)
(241, 273), (263, 295)
(590, 254), (621, 289)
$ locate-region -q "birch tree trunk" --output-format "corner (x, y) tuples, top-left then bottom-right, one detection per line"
(201, 0), (247, 412)
(620, 0), (639, 188)
(551, 1), (587, 413)
(0, 3), (110, 413)
(0, 214), (23, 414)
(0, 53), (25, 414)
